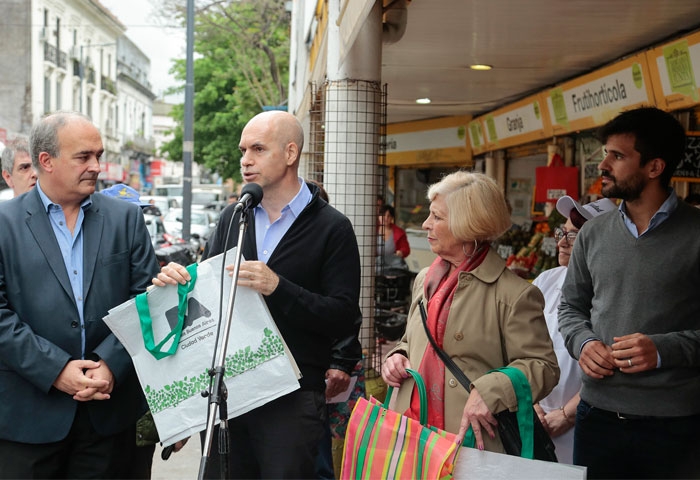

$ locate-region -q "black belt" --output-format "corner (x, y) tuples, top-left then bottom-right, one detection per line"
(582, 399), (658, 420)
(596, 407), (657, 421)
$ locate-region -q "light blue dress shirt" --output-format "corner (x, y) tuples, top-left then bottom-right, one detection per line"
(254, 178), (312, 264)
(36, 181), (91, 358)
(619, 187), (678, 238)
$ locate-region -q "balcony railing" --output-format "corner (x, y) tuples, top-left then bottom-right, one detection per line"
(86, 67), (95, 86)
(100, 75), (116, 95)
(123, 134), (156, 155)
(43, 43), (57, 64)
(57, 50), (67, 69)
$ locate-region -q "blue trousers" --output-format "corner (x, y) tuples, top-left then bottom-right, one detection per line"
(574, 399), (700, 479)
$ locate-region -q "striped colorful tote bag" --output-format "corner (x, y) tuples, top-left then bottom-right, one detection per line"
(340, 368), (460, 479)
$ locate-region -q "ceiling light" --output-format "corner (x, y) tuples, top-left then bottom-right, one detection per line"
(415, 98), (431, 104)
(470, 64), (492, 71)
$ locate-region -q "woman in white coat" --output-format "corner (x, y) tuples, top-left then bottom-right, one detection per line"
(533, 195), (617, 464)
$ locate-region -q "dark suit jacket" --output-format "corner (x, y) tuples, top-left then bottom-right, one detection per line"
(0, 188), (160, 443)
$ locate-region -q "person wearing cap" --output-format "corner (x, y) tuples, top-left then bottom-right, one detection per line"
(0, 112), (160, 478)
(532, 195), (616, 464)
(100, 183), (149, 206)
(558, 107), (700, 478)
(101, 184), (164, 218)
(1, 137), (37, 197)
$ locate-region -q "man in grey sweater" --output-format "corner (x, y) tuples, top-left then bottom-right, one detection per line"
(558, 107), (700, 479)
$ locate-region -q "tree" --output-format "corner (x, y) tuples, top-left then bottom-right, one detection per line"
(158, 0), (290, 181)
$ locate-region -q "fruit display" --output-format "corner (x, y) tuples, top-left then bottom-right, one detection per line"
(531, 236), (559, 276)
(494, 227), (531, 262)
(496, 222), (559, 280)
(506, 232), (543, 278)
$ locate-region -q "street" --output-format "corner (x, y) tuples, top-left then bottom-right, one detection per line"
(152, 439), (200, 480)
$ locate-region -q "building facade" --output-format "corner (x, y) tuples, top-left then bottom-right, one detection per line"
(151, 99), (191, 187)
(114, 34), (156, 189)
(0, 0), (163, 192)
(0, 0), (123, 141)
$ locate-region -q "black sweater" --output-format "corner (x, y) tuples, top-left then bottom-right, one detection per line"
(203, 183), (362, 391)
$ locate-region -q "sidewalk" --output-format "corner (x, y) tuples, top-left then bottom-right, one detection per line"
(152, 439), (200, 480)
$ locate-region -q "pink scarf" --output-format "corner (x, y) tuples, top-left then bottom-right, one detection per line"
(407, 244), (488, 429)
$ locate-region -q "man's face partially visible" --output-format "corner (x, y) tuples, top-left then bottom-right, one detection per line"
(49, 120), (103, 201)
(2, 151), (37, 196)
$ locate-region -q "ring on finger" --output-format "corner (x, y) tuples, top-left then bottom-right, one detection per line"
(627, 358), (633, 367)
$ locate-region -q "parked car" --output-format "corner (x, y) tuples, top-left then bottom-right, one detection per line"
(192, 188), (227, 211)
(152, 184), (183, 198)
(154, 243), (197, 268)
(163, 208), (217, 253)
(193, 204), (221, 226)
(140, 195), (179, 217)
(152, 184), (230, 212)
(143, 213), (197, 266)
(143, 214), (167, 248)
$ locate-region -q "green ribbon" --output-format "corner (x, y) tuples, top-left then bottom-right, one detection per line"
(135, 263), (198, 360)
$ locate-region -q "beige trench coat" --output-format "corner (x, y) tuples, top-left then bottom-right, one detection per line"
(386, 248), (559, 453)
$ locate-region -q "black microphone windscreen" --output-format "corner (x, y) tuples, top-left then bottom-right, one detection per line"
(240, 183), (263, 208)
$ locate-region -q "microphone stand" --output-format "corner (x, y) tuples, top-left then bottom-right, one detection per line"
(198, 204), (251, 480)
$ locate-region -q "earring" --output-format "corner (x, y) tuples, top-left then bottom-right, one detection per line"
(462, 239), (479, 258)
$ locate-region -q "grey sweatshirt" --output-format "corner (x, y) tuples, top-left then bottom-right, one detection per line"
(558, 201), (700, 417)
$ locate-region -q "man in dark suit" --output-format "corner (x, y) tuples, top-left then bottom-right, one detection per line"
(0, 111), (160, 478)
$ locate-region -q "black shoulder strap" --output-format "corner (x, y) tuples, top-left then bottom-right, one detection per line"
(418, 300), (473, 393)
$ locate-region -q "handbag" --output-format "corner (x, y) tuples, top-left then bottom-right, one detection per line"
(418, 301), (557, 461)
(340, 368), (460, 479)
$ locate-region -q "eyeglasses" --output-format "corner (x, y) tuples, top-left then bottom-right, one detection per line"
(554, 227), (578, 245)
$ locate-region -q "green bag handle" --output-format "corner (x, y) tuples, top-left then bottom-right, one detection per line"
(384, 368), (428, 426)
(491, 366), (535, 458)
(462, 366), (534, 457)
(135, 263), (198, 360)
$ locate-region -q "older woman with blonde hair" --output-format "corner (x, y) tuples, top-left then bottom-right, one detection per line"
(382, 171), (559, 453)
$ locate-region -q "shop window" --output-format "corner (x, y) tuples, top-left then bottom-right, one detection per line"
(575, 132), (604, 204)
(395, 167), (454, 230)
(506, 155), (547, 225)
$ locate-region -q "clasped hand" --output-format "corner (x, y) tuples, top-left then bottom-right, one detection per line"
(53, 359), (114, 401)
(579, 333), (657, 379)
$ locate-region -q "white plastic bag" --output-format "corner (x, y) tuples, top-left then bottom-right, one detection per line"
(104, 248), (300, 446)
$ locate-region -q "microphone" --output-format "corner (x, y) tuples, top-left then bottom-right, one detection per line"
(233, 183), (263, 212)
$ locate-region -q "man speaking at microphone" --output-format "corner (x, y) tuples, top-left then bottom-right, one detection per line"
(155, 110), (361, 478)
(229, 182), (262, 213)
